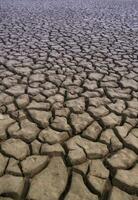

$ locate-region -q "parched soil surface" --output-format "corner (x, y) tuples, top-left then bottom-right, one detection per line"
(0, 0), (138, 199)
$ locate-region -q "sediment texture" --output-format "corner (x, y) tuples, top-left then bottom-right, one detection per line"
(0, 0), (138, 199)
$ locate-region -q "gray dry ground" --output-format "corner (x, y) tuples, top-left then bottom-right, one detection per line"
(0, 0), (138, 199)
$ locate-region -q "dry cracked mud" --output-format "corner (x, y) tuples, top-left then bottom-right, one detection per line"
(0, 0), (138, 199)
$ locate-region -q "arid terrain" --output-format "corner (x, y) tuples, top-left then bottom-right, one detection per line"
(0, 0), (138, 199)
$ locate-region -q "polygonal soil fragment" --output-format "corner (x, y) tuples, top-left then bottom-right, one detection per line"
(83, 80), (97, 91)
(73, 160), (90, 174)
(100, 128), (123, 151)
(1, 138), (30, 160)
(31, 140), (41, 155)
(21, 155), (49, 177)
(16, 94), (30, 109)
(65, 97), (85, 113)
(124, 129), (138, 153)
(6, 84), (26, 96)
(82, 121), (102, 141)
(51, 116), (72, 134)
(70, 112), (93, 134)
(27, 157), (68, 200)
(29, 73), (45, 83)
(113, 164), (138, 195)
(66, 136), (108, 161)
(47, 94), (64, 104)
(39, 127), (69, 144)
(107, 100), (126, 114)
(8, 119), (40, 142)
(102, 113), (121, 127)
(67, 148), (86, 165)
(108, 187), (138, 200)
(0, 114), (14, 140)
(106, 148), (137, 170)
(6, 158), (22, 176)
(88, 105), (109, 117)
(116, 125), (138, 153)
(120, 78), (137, 90)
(27, 100), (50, 110)
(89, 97), (111, 107)
(89, 72), (103, 80)
(65, 172), (98, 200)
(0, 175), (25, 199)
(41, 143), (65, 156)
(28, 110), (52, 128)
(0, 93), (13, 105)
(0, 153), (8, 176)
(55, 107), (70, 117)
(87, 160), (110, 195)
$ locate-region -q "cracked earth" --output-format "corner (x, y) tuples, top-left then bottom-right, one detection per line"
(0, 0), (138, 199)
